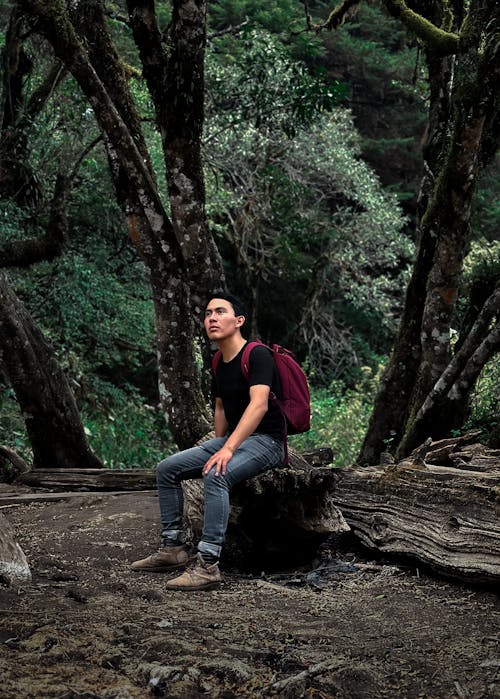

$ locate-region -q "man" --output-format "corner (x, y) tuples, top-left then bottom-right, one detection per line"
(131, 293), (284, 590)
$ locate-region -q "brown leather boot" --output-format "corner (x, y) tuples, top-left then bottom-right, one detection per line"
(165, 554), (221, 591)
(130, 545), (191, 572)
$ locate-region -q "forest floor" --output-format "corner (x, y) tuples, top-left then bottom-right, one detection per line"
(0, 488), (498, 699)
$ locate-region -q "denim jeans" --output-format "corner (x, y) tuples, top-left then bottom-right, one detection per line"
(156, 434), (284, 559)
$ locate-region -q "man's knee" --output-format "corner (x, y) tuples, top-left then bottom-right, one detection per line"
(156, 454), (178, 480)
(203, 470), (229, 492)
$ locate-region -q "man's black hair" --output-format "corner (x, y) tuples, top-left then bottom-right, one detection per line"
(206, 292), (248, 320)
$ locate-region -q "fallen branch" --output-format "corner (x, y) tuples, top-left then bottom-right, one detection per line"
(267, 657), (346, 693)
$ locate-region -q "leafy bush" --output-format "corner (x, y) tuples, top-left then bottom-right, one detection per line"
(82, 388), (175, 469)
(289, 366), (379, 467)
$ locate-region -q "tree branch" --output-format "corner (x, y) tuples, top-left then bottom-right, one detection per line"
(126, 1), (165, 107)
(381, 0), (459, 55)
(321, 0), (360, 31)
(207, 18), (250, 41)
(0, 135), (102, 268)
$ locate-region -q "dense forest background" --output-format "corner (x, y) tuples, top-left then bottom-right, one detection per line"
(0, 0), (498, 472)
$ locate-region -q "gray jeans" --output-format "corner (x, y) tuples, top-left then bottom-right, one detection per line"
(156, 434), (284, 559)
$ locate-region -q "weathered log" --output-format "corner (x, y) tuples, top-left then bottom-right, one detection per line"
(17, 468), (157, 490)
(15, 438), (499, 581)
(332, 457), (500, 583)
(16, 448), (334, 491)
(411, 430), (483, 465)
(0, 511), (31, 586)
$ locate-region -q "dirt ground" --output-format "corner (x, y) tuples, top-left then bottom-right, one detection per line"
(0, 490), (498, 699)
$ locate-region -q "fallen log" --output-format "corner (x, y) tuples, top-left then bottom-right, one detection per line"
(17, 468), (157, 490)
(0, 512), (31, 586)
(333, 453), (500, 584)
(14, 437), (500, 582)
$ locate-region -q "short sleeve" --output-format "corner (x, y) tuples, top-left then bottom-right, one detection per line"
(248, 345), (274, 387)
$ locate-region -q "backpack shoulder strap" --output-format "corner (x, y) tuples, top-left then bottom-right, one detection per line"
(241, 340), (266, 382)
(211, 349), (222, 376)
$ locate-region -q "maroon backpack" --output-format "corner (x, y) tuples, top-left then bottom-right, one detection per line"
(211, 340), (311, 440)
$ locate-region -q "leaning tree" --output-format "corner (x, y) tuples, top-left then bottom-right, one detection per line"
(320, 0), (499, 461)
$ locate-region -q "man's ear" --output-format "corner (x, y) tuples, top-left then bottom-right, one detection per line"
(236, 315), (245, 327)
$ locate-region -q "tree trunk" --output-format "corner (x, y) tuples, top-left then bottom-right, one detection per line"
(72, 0), (212, 447)
(0, 274), (103, 469)
(0, 5), (65, 204)
(127, 0), (226, 377)
(0, 445), (30, 483)
(359, 0), (500, 462)
(127, 0), (225, 302)
(399, 289), (500, 454)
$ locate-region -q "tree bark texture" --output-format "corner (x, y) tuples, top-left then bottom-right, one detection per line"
(0, 511), (31, 586)
(359, 0), (500, 462)
(127, 0), (225, 305)
(0, 274), (103, 469)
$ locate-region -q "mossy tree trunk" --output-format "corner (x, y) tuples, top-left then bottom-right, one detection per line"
(358, 0), (500, 462)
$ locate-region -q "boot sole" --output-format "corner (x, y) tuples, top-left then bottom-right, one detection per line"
(130, 562), (189, 573)
(165, 581), (221, 591)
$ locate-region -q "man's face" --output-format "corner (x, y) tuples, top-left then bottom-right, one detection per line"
(204, 298), (244, 341)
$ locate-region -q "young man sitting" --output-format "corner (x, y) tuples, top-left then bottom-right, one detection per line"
(131, 293), (284, 590)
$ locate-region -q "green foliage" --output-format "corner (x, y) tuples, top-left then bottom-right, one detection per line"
(0, 382), (173, 470)
(4, 149), (167, 468)
(290, 366), (380, 467)
(465, 356), (500, 447)
(207, 29), (345, 138)
(208, 0), (325, 61)
(463, 239), (500, 288)
(205, 33), (412, 381)
(313, 2), (427, 201)
(11, 232), (155, 388)
(82, 389), (174, 469)
(471, 157), (500, 243)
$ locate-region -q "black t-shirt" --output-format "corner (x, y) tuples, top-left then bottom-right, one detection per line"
(213, 343), (283, 438)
